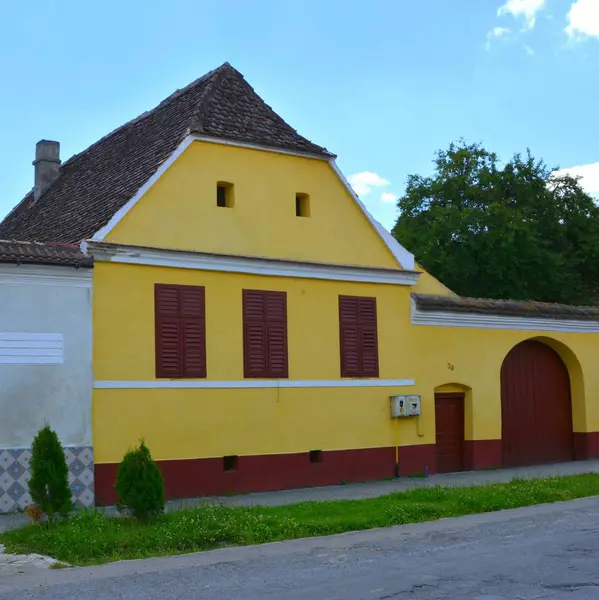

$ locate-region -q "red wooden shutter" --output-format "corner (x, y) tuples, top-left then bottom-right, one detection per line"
(339, 296), (360, 377)
(243, 290), (267, 378)
(339, 295), (379, 378)
(155, 284), (206, 378)
(155, 285), (182, 378)
(358, 297), (379, 377)
(179, 286), (206, 378)
(243, 290), (288, 378)
(265, 292), (288, 378)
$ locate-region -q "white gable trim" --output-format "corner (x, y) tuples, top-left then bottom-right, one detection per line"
(92, 136), (195, 241)
(90, 137), (416, 272)
(328, 160), (415, 271)
(411, 299), (599, 334)
(86, 241), (419, 285)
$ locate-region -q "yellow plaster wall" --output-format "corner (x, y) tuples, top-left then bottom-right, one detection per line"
(92, 263), (412, 382)
(92, 261), (599, 465)
(93, 387), (422, 464)
(105, 140), (402, 270)
(406, 325), (599, 440)
(92, 262), (420, 463)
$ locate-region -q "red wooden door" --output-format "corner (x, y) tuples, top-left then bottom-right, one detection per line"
(501, 340), (573, 467)
(435, 393), (465, 473)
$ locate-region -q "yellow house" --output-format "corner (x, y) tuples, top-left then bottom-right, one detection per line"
(2, 62), (599, 505)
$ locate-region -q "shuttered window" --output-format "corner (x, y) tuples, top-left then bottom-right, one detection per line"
(339, 295), (379, 378)
(243, 290), (288, 379)
(155, 284), (207, 378)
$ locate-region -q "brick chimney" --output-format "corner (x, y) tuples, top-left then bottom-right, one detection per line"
(33, 140), (61, 202)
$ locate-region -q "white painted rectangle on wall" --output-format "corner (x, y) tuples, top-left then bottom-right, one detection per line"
(0, 333), (64, 365)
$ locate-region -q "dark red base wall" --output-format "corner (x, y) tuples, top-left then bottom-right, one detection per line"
(95, 444), (436, 506)
(573, 432), (599, 460)
(464, 440), (503, 471)
(94, 436), (597, 505)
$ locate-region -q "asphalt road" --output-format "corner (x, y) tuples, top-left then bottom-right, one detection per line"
(2, 497), (599, 599)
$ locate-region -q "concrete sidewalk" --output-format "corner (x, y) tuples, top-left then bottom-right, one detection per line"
(2, 459), (598, 533)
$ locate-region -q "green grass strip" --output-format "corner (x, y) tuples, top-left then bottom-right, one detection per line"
(2, 474), (598, 566)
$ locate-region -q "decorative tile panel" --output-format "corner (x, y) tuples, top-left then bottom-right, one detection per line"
(0, 445), (94, 513)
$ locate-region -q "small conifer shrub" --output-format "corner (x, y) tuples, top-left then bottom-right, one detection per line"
(116, 441), (165, 521)
(28, 425), (73, 519)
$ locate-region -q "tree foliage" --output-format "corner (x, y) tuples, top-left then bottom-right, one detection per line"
(116, 441), (165, 522)
(28, 424), (73, 518)
(392, 141), (599, 303)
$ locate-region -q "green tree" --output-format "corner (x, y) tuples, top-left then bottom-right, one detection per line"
(392, 141), (599, 304)
(116, 441), (165, 522)
(28, 424), (73, 519)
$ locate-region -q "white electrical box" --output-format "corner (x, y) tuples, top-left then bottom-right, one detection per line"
(390, 394), (421, 418)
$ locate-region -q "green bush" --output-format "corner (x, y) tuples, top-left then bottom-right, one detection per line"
(116, 441), (165, 521)
(28, 424), (73, 519)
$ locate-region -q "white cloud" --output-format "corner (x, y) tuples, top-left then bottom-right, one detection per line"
(497, 0), (546, 29)
(380, 192), (398, 203)
(554, 162), (599, 197)
(348, 171), (389, 196)
(524, 44), (535, 56)
(566, 0), (599, 40)
(486, 26), (511, 50)
(490, 26), (511, 38)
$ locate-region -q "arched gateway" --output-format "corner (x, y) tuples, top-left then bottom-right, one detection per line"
(501, 340), (574, 467)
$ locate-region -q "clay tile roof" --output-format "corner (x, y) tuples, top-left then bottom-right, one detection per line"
(412, 294), (599, 321)
(0, 62), (333, 244)
(0, 240), (93, 268)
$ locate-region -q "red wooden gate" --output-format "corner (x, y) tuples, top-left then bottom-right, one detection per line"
(501, 340), (573, 467)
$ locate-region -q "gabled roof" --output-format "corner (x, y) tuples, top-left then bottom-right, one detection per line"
(0, 240), (92, 268)
(0, 63), (333, 244)
(412, 293), (599, 321)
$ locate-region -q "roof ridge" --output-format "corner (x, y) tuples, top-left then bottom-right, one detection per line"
(188, 64), (230, 134)
(189, 64), (334, 156)
(235, 71), (311, 141)
(60, 63), (229, 172)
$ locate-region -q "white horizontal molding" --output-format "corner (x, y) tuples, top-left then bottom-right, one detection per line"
(0, 265), (92, 288)
(0, 333), (64, 365)
(0, 348), (62, 357)
(411, 305), (599, 334)
(0, 356), (63, 365)
(0, 332), (62, 341)
(94, 378), (415, 390)
(86, 242), (420, 286)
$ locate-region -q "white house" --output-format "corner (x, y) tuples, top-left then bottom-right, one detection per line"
(0, 240), (93, 512)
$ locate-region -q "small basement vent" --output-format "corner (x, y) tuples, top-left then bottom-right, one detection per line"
(0, 333), (64, 365)
(223, 455), (239, 471)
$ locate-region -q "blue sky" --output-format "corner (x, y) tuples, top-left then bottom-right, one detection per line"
(0, 0), (598, 231)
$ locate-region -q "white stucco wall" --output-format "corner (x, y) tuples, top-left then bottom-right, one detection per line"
(0, 264), (93, 449)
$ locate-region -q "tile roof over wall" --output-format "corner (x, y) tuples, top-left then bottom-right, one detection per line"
(0, 240), (93, 268)
(412, 294), (599, 321)
(0, 63), (332, 244)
